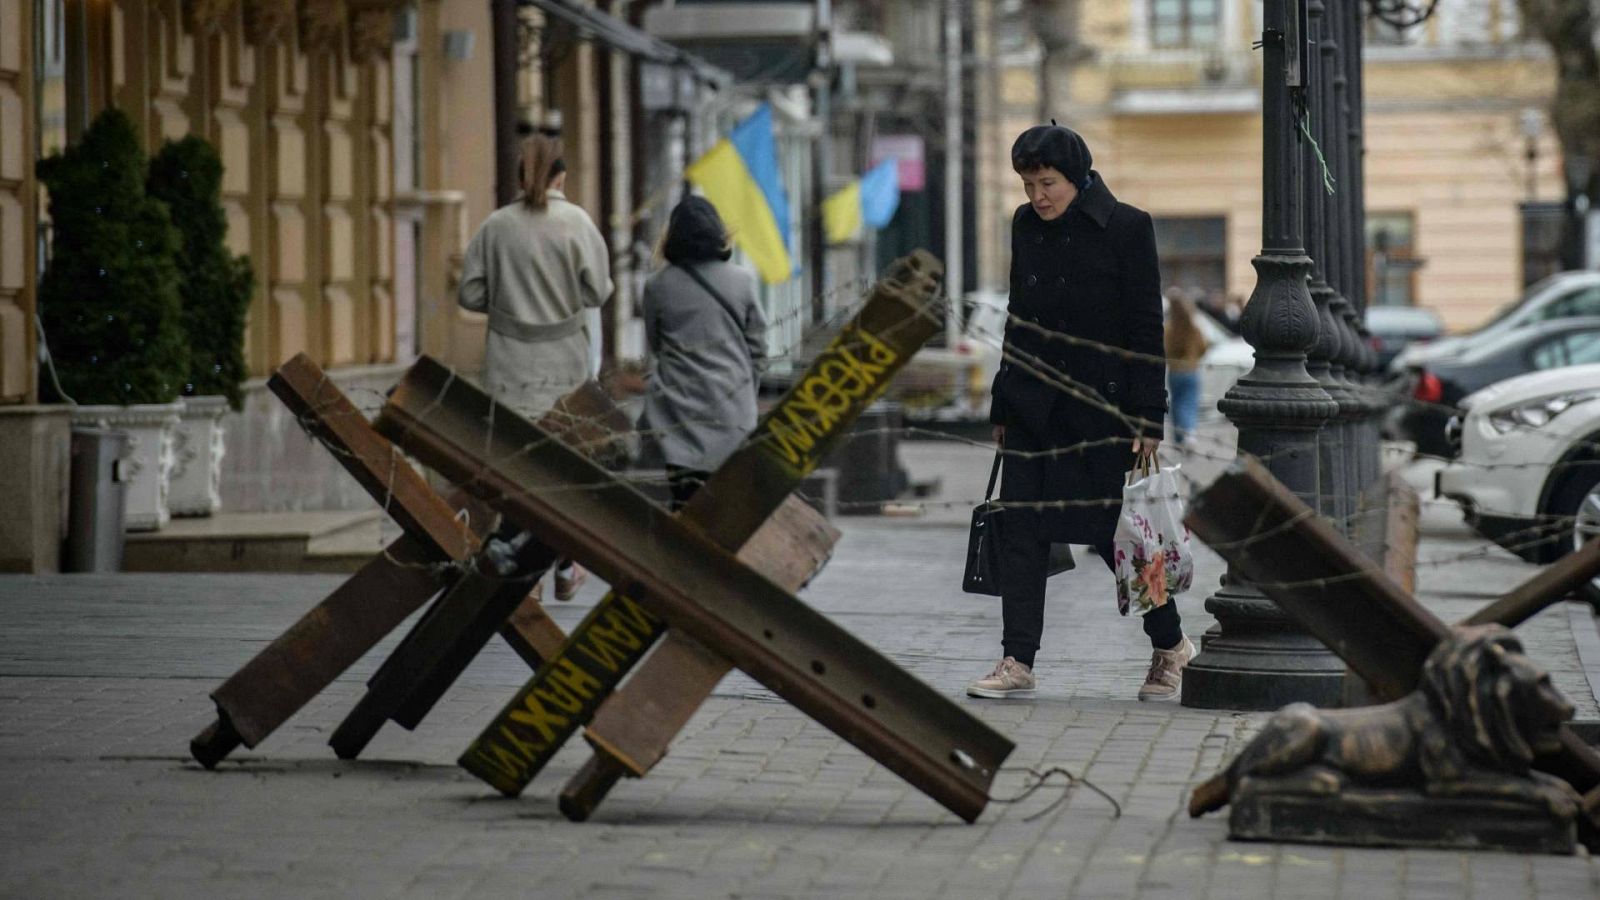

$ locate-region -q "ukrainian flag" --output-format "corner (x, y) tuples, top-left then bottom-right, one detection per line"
(686, 104), (794, 284)
(822, 159), (901, 244)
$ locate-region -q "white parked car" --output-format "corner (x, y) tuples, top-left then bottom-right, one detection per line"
(1435, 364), (1600, 599)
(1193, 307), (1252, 424)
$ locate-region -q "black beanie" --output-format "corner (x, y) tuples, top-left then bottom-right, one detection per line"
(1011, 123), (1093, 190)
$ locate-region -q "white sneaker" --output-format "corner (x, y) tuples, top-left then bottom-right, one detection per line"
(967, 657), (1036, 699)
(1138, 635), (1195, 702)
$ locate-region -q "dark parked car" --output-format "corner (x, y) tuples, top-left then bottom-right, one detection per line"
(1388, 316), (1600, 459)
(1389, 270), (1600, 373)
(1365, 306), (1444, 370)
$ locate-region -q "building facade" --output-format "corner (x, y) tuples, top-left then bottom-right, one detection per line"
(0, 0), (739, 570)
(993, 0), (1565, 331)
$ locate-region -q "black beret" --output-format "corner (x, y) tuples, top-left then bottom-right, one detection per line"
(1011, 124), (1093, 190)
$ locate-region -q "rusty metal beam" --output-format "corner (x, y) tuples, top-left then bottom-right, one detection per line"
(328, 536), (562, 759)
(269, 353), (480, 561)
(190, 355), (596, 767)
(376, 258), (1013, 822)
(380, 361), (1011, 821)
(1186, 457), (1600, 837)
(377, 253), (949, 799)
(190, 355), (486, 767)
(322, 375), (638, 758)
(1462, 537), (1600, 629)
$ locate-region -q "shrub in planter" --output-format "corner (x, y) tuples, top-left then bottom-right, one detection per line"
(37, 107), (187, 405)
(147, 135), (253, 411)
(39, 108), (188, 532)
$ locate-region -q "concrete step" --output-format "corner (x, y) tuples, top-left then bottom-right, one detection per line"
(123, 509), (386, 574)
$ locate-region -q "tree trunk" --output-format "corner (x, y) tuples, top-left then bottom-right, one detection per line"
(1030, 0), (1082, 123)
(1520, 0), (1600, 268)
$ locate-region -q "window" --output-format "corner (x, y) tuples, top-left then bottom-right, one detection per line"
(1535, 287), (1600, 321)
(1530, 330), (1600, 369)
(1153, 215), (1226, 296)
(1367, 212), (1423, 306)
(1521, 202), (1564, 288)
(1150, 0), (1220, 50)
(1569, 333), (1600, 365)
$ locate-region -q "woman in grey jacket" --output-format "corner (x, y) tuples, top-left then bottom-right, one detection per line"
(642, 197), (768, 508)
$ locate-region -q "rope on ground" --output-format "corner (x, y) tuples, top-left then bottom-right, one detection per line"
(989, 764), (1122, 822)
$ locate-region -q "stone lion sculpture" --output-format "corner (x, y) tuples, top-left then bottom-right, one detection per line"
(1189, 625), (1579, 820)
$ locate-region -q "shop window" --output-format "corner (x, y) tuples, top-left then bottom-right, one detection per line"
(1521, 201), (1564, 288)
(1150, 0), (1220, 50)
(1530, 329), (1600, 370)
(1367, 212), (1422, 306)
(1153, 215), (1226, 296)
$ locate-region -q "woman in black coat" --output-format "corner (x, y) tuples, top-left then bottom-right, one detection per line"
(967, 124), (1194, 702)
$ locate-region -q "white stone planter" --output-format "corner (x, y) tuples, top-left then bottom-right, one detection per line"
(169, 396), (229, 517)
(71, 402), (182, 532)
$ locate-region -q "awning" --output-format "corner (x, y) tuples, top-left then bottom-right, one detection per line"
(519, 0), (731, 88)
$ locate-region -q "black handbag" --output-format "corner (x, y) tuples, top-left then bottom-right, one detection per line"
(963, 449), (1075, 596)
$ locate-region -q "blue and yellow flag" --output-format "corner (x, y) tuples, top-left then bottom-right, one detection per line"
(686, 104), (794, 283)
(822, 158), (901, 244)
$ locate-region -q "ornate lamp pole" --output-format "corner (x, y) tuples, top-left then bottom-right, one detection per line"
(1181, 0), (1342, 710)
(1326, 0), (1366, 526)
(1304, 0), (1355, 531)
(1343, 0), (1383, 498)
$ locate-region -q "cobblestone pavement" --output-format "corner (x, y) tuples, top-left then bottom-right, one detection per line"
(2, 442), (1599, 899)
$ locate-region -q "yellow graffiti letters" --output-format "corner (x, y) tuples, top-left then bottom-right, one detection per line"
(507, 689), (571, 742)
(549, 658), (603, 699)
(763, 326), (900, 469)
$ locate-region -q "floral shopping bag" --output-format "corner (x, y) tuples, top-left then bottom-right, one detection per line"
(1113, 460), (1195, 616)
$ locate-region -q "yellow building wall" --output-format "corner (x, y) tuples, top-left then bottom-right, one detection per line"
(1093, 114), (1264, 304)
(0, 0), (36, 402)
(1366, 105), (1563, 330)
(15, 0), (399, 379)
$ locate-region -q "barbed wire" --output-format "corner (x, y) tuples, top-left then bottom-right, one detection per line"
(281, 267), (1600, 600)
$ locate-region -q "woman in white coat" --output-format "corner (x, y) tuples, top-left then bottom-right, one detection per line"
(459, 133), (612, 600)
(460, 133), (613, 419)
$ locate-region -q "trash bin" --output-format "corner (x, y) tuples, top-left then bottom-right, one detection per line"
(64, 427), (129, 573)
(824, 402), (908, 510)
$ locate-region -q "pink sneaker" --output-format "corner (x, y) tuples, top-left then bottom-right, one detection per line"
(554, 563), (587, 602)
(967, 657), (1036, 699)
(1138, 635), (1195, 702)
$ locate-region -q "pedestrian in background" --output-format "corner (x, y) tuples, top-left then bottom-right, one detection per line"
(459, 132), (612, 601)
(641, 196), (768, 509)
(1164, 288), (1210, 450)
(970, 122), (1193, 703)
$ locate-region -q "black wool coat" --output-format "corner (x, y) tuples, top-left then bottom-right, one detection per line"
(990, 173), (1167, 547)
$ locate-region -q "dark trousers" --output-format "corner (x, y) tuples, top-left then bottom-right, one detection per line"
(1000, 535), (1182, 668)
(666, 465), (710, 511)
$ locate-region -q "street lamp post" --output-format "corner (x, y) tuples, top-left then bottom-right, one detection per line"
(1181, 0), (1344, 710)
(1324, 0), (1372, 524)
(1304, 0), (1355, 531)
(1322, 0), (1361, 526)
(1342, 0), (1384, 495)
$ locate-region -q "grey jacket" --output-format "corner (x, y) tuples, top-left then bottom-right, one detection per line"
(642, 261), (768, 472)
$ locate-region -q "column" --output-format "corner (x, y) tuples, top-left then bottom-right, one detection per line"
(0, 0), (36, 401)
(1181, 0), (1342, 711)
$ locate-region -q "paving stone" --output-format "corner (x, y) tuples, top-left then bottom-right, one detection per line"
(0, 444), (1596, 897)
